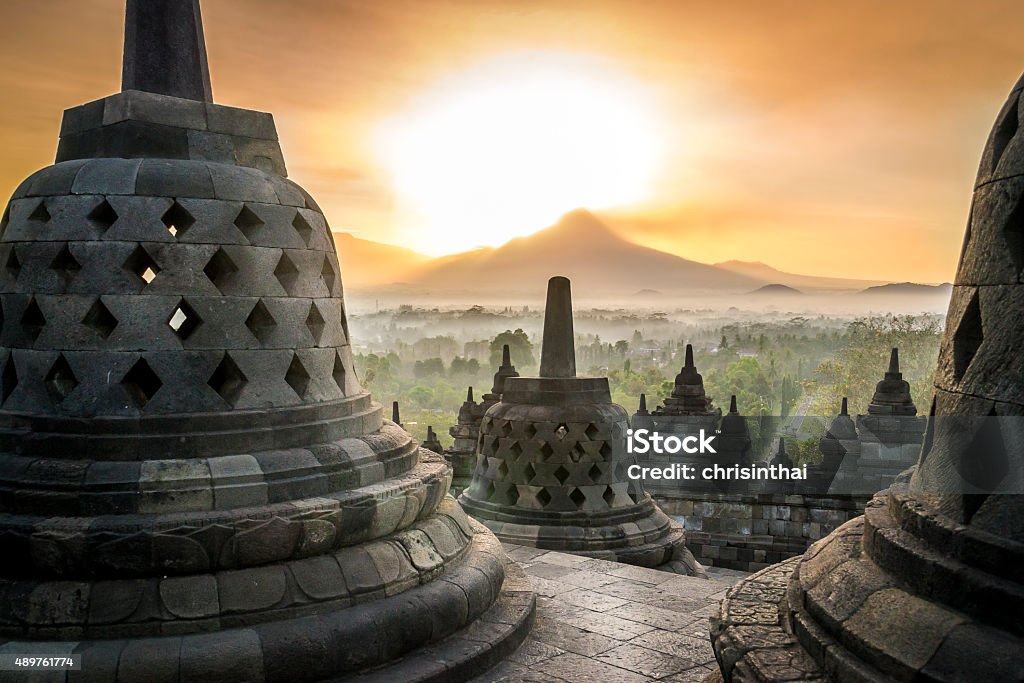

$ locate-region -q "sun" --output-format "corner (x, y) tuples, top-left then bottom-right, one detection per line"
(374, 53), (667, 255)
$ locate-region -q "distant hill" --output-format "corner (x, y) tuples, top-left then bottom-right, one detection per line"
(715, 260), (885, 291)
(751, 283), (803, 295)
(332, 232), (431, 287)
(406, 210), (761, 295)
(858, 282), (953, 296)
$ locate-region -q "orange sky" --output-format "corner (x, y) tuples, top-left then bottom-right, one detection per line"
(2, 0), (1024, 282)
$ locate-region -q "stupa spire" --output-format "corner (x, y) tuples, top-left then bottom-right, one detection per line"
(685, 343), (695, 369)
(887, 347), (900, 376)
(539, 276), (576, 378)
(122, 0), (213, 101)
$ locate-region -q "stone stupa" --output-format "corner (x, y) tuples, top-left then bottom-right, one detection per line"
(640, 345), (723, 495)
(854, 347), (927, 492)
(710, 70), (1024, 682)
(446, 346), (520, 494)
(0, 2), (533, 680)
(459, 277), (700, 574)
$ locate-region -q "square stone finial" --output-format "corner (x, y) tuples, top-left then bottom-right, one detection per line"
(122, 0), (213, 102)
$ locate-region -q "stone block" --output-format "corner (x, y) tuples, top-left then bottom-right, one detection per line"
(159, 575), (219, 619)
(71, 158), (142, 195)
(105, 90), (208, 131)
(217, 566), (286, 613)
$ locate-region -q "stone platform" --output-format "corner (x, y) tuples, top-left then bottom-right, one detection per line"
(473, 545), (747, 682)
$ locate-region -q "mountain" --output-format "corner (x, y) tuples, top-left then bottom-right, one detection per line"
(751, 283), (803, 295)
(858, 282), (953, 296)
(332, 232), (431, 288)
(714, 260), (885, 291)
(405, 210), (761, 296)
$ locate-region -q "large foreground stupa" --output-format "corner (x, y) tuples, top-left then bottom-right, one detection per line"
(0, 2), (533, 680)
(709, 71), (1024, 682)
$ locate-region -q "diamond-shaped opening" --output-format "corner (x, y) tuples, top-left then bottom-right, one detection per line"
(569, 488), (586, 508)
(536, 488), (552, 507)
(162, 201), (195, 239)
(484, 481), (496, 502)
(292, 211), (313, 246)
(44, 354), (78, 403)
(167, 298), (202, 341)
(961, 406), (1009, 524)
(28, 200), (50, 223)
(50, 244), (81, 287)
(524, 423), (537, 439)
(321, 256), (336, 292)
(500, 420), (513, 437)
(509, 441), (523, 456)
(1, 355), (17, 403)
(234, 205), (264, 243)
(523, 462), (536, 482)
(1003, 194), (1024, 274)
(603, 486), (617, 507)
(203, 247), (238, 293)
(5, 246), (21, 280)
(599, 442), (613, 458)
(952, 292), (983, 383)
(497, 460), (509, 478)
(123, 245), (160, 286)
(588, 463), (602, 482)
(121, 358), (162, 408)
(584, 423), (600, 440)
(82, 298), (118, 339)
(87, 198), (118, 232)
(208, 353), (247, 406)
(332, 351), (347, 394)
(274, 252), (300, 295)
(21, 297), (45, 341)
(555, 423), (568, 440)
(539, 441), (554, 460)
(990, 95), (1019, 172)
(306, 302), (326, 345)
(553, 465), (570, 484)
(570, 443), (586, 463)
(285, 354), (311, 399)
(245, 299), (276, 345)
(507, 486), (520, 506)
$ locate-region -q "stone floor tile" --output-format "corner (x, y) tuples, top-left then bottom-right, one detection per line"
(613, 602), (697, 631)
(507, 638), (566, 667)
(558, 569), (623, 590)
(606, 564), (677, 585)
(529, 615), (621, 657)
(537, 652), (655, 683)
(628, 630), (715, 665)
(596, 643), (691, 679)
(533, 551), (592, 568)
(558, 588), (631, 612)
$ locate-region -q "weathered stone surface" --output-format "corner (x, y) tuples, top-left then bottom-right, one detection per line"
(0, 1), (532, 680)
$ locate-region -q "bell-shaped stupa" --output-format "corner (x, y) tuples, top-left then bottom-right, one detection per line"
(710, 70), (1024, 682)
(459, 277), (700, 574)
(0, 2), (533, 680)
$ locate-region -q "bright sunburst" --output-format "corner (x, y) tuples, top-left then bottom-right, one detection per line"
(375, 53), (666, 255)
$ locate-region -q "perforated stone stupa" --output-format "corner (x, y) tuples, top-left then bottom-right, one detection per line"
(710, 70), (1024, 682)
(0, 2), (533, 680)
(446, 346), (520, 495)
(459, 277), (700, 574)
